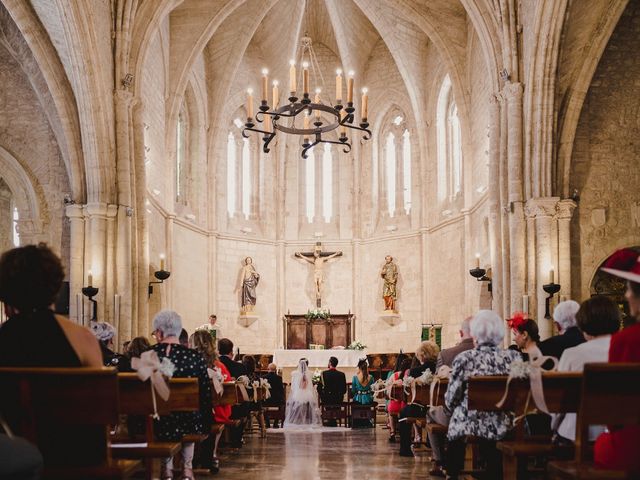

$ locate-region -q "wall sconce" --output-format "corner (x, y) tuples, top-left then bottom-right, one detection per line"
(82, 270), (99, 320)
(149, 255), (171, 297)
(543, 266), (561, 319)
(469, 253), (492, 292)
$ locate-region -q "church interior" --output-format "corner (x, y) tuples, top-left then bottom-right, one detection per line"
(0, 0), (639, 478)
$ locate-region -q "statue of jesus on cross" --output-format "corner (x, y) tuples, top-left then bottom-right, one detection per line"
(294, 242), (343, 308)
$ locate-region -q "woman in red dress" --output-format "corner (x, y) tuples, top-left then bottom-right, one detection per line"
(594, 249), (640, 473)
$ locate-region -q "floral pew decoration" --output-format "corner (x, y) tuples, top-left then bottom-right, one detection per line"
(234, 375), (271, 403)
(131, 350), (175, 419)
(207, 366), (225, 396)
(496, 312), (559, 421)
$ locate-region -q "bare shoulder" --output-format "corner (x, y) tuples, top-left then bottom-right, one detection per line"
(55, 315), (102, 366)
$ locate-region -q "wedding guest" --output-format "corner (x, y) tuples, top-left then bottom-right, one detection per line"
(91, 321), (130, 371)
(150, 310), (212, 480)
(125, 336), (151, 361)
(190, 330), (231, 474)
(397, 341), (440, 456)
(318, 356), (347, 427)
(0, 244), (102, 367)
(179, 328), (189, 347)
(218, 338), (248, 450)
(594, 249), (640, 473)
(351, 359), (376, 428)
(445, 310), (520, 479)
(387, 355), (411, 442)
(553, 296), (620, 444)
(436, 317), (474, 370)
(539, 300), (585, 359)
(510, 315), (543, 362)
(263, 363), (285, 407)
(427, 317), (474, 476)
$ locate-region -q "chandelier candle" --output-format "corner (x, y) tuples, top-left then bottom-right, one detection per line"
(261, 69), (269, 102)
(361, 88), (368, 120)
(303, 62), (310, 96)
(303, 112), (310, 144)
(272, 80), (279, 108)
(347, 71), (354, 103)
(336, 69), (343, 104)
(289, 60), (296, 94)
(314, 89), (321, 119)
(246, 88), (254, 119)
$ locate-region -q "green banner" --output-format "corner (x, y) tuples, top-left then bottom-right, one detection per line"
(421, 324), (442, 349)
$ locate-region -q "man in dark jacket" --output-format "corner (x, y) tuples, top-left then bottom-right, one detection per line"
(539, 300), (585, 359)
(435, 317), (474, 370)
(319, 357), (347, 405)
(262, 363), (285, 427)
(218, 338), (247, 448)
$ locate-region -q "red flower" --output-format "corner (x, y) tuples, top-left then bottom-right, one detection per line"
(603, 249), (640, 271)
(507, 311), (528, 330)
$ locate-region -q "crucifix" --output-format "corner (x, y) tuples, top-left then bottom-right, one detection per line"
(294, 242), (343, 308)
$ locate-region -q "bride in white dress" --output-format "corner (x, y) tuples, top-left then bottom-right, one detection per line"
(283, 358), (322, 429)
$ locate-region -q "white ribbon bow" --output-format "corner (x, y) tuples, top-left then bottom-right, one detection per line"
(207, 367), (225, 395)
(235, 375), (250, 402)
(131, 350), (174, 419)
(429, 366), (451, 407)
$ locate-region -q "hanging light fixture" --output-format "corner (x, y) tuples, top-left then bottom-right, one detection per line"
(242, 31), (371, 159)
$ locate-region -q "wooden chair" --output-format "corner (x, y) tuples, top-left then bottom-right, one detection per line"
(548, 363), (640, 480)
(348, 384), (377, 430)
(320, 402), (349, 427)
(111, 373), (181, 479)
(263, 383), (287, 428)
(0, 367), (140, 479)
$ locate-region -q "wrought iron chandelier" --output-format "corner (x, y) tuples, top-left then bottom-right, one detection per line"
(242, 34), (371, 159)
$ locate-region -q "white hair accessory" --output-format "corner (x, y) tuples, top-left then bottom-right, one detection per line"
(90, 321), (116, 342)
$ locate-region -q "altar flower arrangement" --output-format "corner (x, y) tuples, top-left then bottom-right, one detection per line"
(312, 369), (322, 385)
(305, 308), (330, 320)
(347, 341), (366, 351)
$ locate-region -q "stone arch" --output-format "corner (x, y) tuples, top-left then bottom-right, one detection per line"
(0, 146), (49, 244)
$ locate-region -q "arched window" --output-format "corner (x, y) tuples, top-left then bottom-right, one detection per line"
(378, 111), (412, 218)
(175, 108), (188, 203)
(402, 129), (412, 214)
(226, 132), (236, 217)
(12, 206), (19, 247)
(305, 147), (316, 223)
(437, 74), (463, 202)
(322, 143), (333, 223)
(385, 132), (397, 217)
(226, 116), (258, 221)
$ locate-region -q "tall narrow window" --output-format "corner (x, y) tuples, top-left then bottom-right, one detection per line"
(436, 75), (451, 201)
(322, 144), (332, 222)
(226, 132), (236, 217)
(449, 103), (462, 196)
(242, 138), (251, 219)
(385, 132), (396, 217)
(305, 147), (315, 223)
(12, 206), (19, 247)
(176, 110), (187, 202)
(402, 129), (412, 214)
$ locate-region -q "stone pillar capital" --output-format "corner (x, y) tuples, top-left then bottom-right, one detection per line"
(556, 199), (577, 220)
(106, 204), (119, 218)
(114, 88), (135, 106)
(65, 204), (85, 219)
(525, 197), (560, 218)
(85, 202), (109, 218)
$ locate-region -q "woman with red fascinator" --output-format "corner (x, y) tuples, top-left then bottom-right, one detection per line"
(507, 312), (544, 363)
(593, 248), (640, 473)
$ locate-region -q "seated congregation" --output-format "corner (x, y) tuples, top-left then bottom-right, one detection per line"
(0, 243), (639, 480)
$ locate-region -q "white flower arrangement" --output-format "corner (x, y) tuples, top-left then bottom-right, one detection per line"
(158, 357), (176, 378)
(508, 359), (533, 379)
(312, 369), (322, 385)
(415, 368), (434, 385)
(347, 341), (366, 351)
(305, 308), (330, 320)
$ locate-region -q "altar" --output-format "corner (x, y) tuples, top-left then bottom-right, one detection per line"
(283, 313), (354, 349)
(273, 348), (365, 383)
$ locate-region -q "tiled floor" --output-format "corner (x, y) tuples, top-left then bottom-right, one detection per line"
(204, 427), (434, 480)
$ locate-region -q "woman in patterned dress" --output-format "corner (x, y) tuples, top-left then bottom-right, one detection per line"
(444, 310), (520, 479)
(151, 310), (212, 480)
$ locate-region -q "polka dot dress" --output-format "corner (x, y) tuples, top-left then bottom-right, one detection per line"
(150, 343), (213, 441)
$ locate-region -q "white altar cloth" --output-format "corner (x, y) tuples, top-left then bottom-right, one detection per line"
(273, 349), (366, 368)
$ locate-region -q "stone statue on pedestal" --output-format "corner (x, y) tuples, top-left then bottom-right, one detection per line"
(238, 257), (260, 314)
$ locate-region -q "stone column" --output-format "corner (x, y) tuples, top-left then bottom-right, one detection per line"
(105, 204), (118, 328)
(250, 142), (260, 219)
(66, 204), (85, 324)
(487, 94), (503, 317)
(314, 148), (322, 223)
(276, 240), (286, 348)
(394, 130), (404, 217)
(525, 197), (560, 339)
(235, 137), (243, 218)
(557, 200), (577, 299)
(0, 188), (12, 253)
(505, 82), (526, 317)
(165, 214), (175, 309)
(84, 202), (109, 322)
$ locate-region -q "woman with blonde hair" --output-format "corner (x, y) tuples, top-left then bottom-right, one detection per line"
(189, 330), (231, 474)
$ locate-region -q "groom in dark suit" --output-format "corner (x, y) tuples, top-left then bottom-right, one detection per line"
(318, 356), (347, 426)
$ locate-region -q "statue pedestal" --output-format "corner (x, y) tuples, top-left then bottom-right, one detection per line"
(238, 314), (259, 328)
(380, 311), (401, 326)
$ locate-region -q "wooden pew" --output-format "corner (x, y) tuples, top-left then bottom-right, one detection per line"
(467, 372), (582, 479)
(548, 363), (640, 480)
(111, 373), (181, 478)
(0, 367), (140, 479)
(165, 377), (210, 444)
(212, 381), (238, 406)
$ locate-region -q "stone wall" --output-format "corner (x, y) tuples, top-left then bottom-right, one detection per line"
(570, 0), (640, 300)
